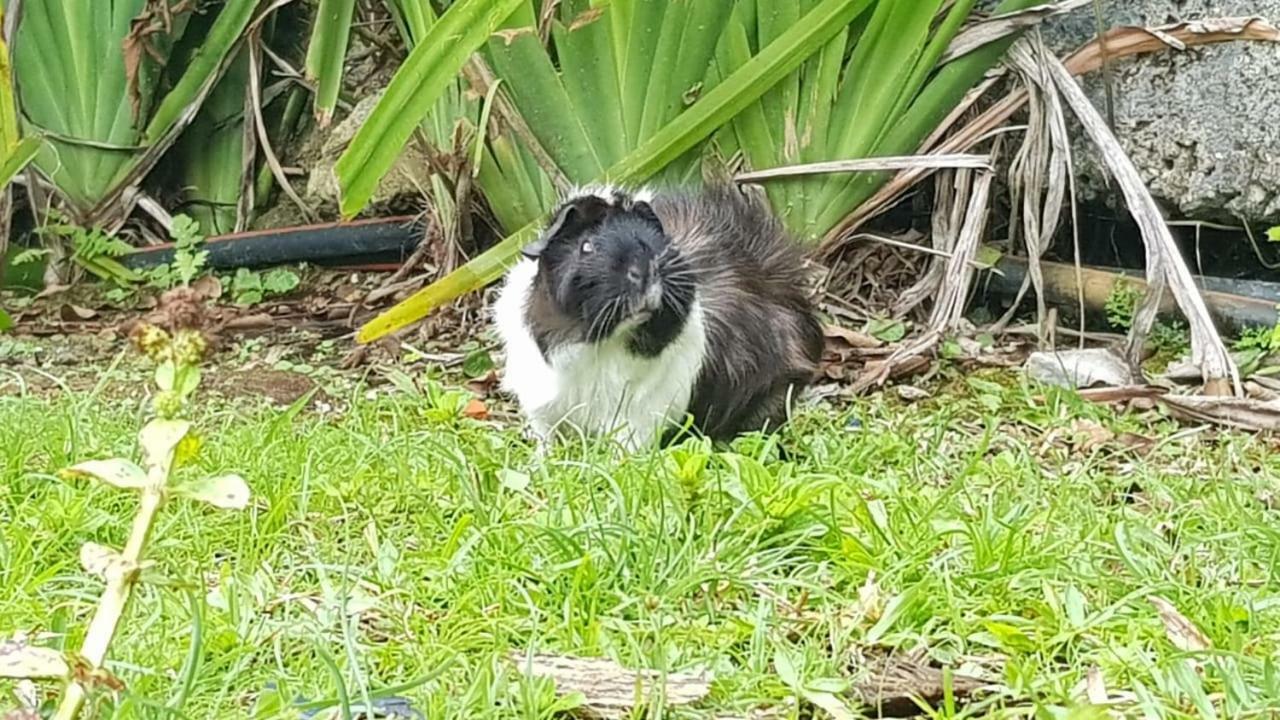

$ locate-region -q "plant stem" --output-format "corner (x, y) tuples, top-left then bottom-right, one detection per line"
(53, 485), (166, 720)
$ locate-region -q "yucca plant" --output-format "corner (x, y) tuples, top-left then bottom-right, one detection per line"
(715, 0), (1042, 242)
(8, 0), (258, 228)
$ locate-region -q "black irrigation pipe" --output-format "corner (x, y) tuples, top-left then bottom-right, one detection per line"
(118, 216), (424, 271)
(986, 256), (1280, 332)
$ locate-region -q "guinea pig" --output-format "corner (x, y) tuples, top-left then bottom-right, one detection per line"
(492, 183), (823, 451)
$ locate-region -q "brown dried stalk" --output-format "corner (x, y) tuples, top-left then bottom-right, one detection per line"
(1041, 46), (1239, 393)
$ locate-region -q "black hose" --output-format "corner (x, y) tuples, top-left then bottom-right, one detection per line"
(119, 216), (423, 270)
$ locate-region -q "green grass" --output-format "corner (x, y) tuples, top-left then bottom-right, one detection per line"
(3, 367), (1280, 718)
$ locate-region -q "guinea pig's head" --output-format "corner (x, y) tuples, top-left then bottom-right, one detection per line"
(522, 192), (694, 344)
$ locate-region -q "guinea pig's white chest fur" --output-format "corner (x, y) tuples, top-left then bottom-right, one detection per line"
(493, 258), (708, 450)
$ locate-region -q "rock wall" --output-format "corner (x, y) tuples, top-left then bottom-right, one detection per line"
(1041, 1), (1280, 224)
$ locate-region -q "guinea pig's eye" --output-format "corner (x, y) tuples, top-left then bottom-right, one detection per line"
(580, 240), (594, 254)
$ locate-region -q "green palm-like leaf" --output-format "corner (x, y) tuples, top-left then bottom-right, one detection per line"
(720, 0), (1044, 241)
(11, 0), (257, 224)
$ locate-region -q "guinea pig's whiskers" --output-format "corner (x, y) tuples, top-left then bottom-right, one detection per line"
(587, 296), (625, 341)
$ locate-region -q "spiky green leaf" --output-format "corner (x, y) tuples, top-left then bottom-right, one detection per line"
(305, 0), (357, 126)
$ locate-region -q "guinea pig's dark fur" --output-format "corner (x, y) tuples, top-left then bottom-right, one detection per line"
(498, 182), (823, 447)
(649, 184), (824, 440)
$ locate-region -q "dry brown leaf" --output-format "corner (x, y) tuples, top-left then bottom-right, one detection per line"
(493, 27), (535, 45)
(463, 398), (489, 420)
(894, 385), (931, 402)
(1026, 348), (1134, 389)
(849, 652), (985, 716)
(1148, 596), (1211, 652)
(823, 16), (1280, 251)
(59, 304), (98, 321)
(123, 0), (195, 119)
(466, 370), (500, 397)
(823, 324), (882, 349)
(191, 274), (223, 301)
(1076, 385), (1168, 404)
(1069, 419), (1114, 453)
(1161, 395), (1280, 432)
(567, 6), (605, 31)
(507, 652), (712, 719)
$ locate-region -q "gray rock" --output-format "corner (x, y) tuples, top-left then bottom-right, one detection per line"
(1026, 347), (1135, 388)
(301, 91), (432, 214)
(1039, 2), (1280, 224)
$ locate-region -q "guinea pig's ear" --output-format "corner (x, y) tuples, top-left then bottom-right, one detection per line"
(631, 200), (665, 234)
(523, 196), (610, 259)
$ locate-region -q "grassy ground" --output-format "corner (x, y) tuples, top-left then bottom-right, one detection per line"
(3, 360), (1280, 719)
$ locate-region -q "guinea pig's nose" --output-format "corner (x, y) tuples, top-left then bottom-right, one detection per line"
(626, 264), (645, 288)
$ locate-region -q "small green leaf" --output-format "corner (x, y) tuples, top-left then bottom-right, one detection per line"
(171, 214), (203, 248)
(982, 620), (1038, 653)
(462, 348), (495, 378)
(0, 641), (69, 679)
(865, 317), (908, 343)
(79, 541), (134, 582)
(156, 361), (177, 391)
(10, 248), (48, 266)
(547, 691), (586, 714)
(0, 307), (11, 333)
(773, 648), (800, 687)
(0, 136), (40, 190)
(139, 419), (193, 474)
(974, 244), (1003, 269)
(866, 587), (918, 643)
(262, 268), (300, 295)
(1061, 586), (1086, 630)
(1267, 226), (1280, 243)
(232, 267), (262, 293)
(174, 250), (207, 286)
(62, 458), (149, 489)
(174, 366), (201, 398)
(178, 474), (250, 510)
(498, 468), (530, 492)
(940, 338), (963, 359)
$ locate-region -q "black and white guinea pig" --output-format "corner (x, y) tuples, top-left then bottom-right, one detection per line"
(493, 183), (823, 450)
